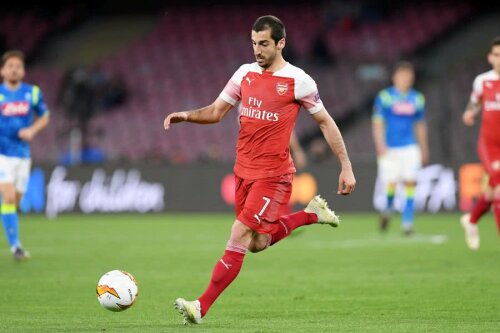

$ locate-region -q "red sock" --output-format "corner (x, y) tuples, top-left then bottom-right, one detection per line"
(270, 210), (318, 246)
(470, 194), (491, 224)
(492, 200), (500, 238)
(198, 245), (246, 317)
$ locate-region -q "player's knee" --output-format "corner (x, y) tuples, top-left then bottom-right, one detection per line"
(229, 220), (253, 244)
(404, 181), (416, 187)
(0, 185), (16, 204)
(1, 195), (15, 205)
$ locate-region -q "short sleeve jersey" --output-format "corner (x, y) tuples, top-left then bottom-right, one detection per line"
(372, 86), (425, 148)
(470, 70), (500, 143)
(220, 62), (323, 180)
(0, 83), (49, 158)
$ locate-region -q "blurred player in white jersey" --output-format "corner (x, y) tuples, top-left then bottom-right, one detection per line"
(0, 50), (50, 261)
(461, 36), (500, 250)
(372, 62), (428, 236)
(164, 15), (355, 325)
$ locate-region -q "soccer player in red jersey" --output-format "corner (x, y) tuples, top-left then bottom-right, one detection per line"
(461, 36), (500, 250)
(164, 16), (356, 324)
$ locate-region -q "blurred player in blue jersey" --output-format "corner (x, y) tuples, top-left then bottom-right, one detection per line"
(0, 50), (50, 260)
(372, 61), (429, 235)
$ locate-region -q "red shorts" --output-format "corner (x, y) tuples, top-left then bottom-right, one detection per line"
(478, 137), (500, 187)
(235, 173), (293, 234)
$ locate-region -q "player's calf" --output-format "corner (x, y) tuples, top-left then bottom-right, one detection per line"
(248, 233), (271, 253)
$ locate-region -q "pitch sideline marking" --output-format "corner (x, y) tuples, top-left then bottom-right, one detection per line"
(311, 234), (448, 249)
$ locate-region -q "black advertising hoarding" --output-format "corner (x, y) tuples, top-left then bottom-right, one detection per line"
(22, 162), (463, 217)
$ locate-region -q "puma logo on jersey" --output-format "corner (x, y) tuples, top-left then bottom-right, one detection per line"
(245, 77), (255, 85)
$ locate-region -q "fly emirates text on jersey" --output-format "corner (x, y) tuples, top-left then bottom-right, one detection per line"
(240, 97), (279, 122)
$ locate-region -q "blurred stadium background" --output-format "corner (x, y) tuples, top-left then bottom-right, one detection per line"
(3, 0), (498, 216)
(2, 1), (500, 332)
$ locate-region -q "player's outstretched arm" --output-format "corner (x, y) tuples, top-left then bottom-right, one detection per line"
(463, 101), (481, 126)
(18, 114), (49, 142)
(311, 108), (356, 195)
(164, 97), (233, 130)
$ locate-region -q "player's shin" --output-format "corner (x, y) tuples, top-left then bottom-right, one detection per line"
(197, 241), (246, 317)
(1, 203), (20, 251)
(385, 183), (396, 214)
(402, 185), (415, 232)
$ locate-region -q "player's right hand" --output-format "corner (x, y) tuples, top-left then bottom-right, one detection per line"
(18, 127), (35, 142)
(462, 110), (476, 126)
(164, 112), (189, 130)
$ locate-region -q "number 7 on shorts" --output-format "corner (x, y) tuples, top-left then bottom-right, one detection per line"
(254, 196), (271, 224)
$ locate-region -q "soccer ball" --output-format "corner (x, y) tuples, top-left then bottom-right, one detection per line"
(96, 270), (138, 312)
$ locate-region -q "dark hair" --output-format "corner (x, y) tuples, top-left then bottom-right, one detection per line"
(392, 61), (414, 74)
(491, 36), (500, 50)
(2, 50), (25, 67)
(252, 15), (286, 45)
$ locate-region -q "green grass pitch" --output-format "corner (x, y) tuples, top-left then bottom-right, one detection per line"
(0, 212), (499, 332)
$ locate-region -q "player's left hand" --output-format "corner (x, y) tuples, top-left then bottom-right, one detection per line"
(164, 112), (189, 130)
(18, 127), (35, 142)
(338, 167), (356, 195)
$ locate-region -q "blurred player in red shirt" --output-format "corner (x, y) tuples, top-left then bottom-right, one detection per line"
(461, 36), (500, 250)
(164, 15), (356, 325)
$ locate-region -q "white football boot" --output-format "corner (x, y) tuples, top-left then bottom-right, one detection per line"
(305, 195), (340, 227)
(174, 298), (202, 325)
(460, 213), (479, 250)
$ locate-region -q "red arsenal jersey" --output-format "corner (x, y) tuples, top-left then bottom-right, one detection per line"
(471, 70), (500, 143)
(220, 62), (323, 180)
